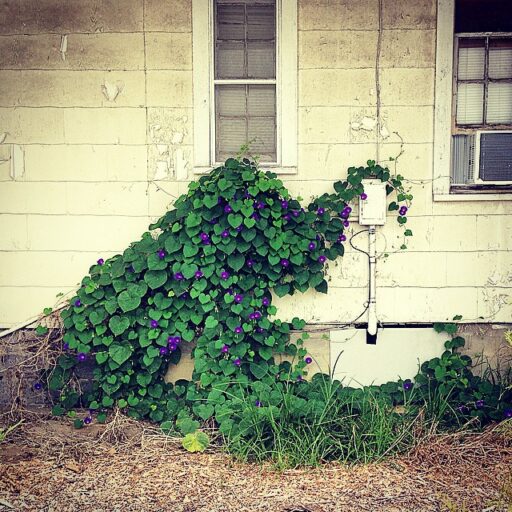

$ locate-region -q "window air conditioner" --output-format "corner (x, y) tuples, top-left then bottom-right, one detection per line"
(473, 130), (512, 184)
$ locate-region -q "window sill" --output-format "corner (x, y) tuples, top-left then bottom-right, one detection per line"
(434, 190), (512, 202)
(193, 165), (297, 175)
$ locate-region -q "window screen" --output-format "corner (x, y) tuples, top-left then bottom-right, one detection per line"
(214, 0), (277, 163)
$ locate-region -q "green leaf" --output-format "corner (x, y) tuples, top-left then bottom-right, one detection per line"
(205, 316), (218, 329)
(95, 351), (109, 364)
(118, 289), (141, 313)
(182, 431), (210, 453)
(274, 283), (290, 297)
(227, 214), (243, 229)
(176, 416), (200, 435)
(227, 253), (245, 271)
(144, 270), (168, 289)
(108, 315), (130, 336)
(109, 343), (133, 365)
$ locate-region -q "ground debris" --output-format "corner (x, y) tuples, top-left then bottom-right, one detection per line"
(0, 415), (511, 512)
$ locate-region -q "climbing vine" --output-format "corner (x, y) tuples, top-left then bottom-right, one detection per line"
(44, 158), (511, 442)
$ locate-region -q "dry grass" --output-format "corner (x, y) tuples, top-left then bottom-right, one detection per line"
(0, 411), (511, 512)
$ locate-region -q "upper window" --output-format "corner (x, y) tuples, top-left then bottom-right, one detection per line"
(214, 0), (277, 162)
(451, 0), (512, 187)
(192, 0), (297, 174)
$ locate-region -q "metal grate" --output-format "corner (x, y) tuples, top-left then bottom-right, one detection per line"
(479, 132), (512, 181)
(452, 134), (476, 184)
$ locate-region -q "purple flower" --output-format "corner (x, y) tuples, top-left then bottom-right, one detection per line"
(174, 272), (184, 281)
(233, 358), (242, 367)
(221, 230), (230, 238)
(226, 288), (233, 295)
(210, 219), (218, 225)
(200, 232), (209, 241)
(317, 207), (325, 215)
(221, 344), (230, 353)
(457, 404), (470, 414)
(345, 206), (352, 214)
(251, 212), (260, 221)
(169, 343), (178, 352)
(224, 204), (233, 213)
(181, 290), (189, 298)
(63, 342), (69, 351)
(318, 255), (327, 264)
(218, 197), (223, 205)
(399, 206), (408, 216)
(338, 234), (347, 242)
(97, 258), (104, 266)
(253, 311), (262, 320)
(403, 380), (413, 391)
(503, 408), (512, 419)
(256, 201), (265, 209)
(157, 249), (166, 259)
(304, 356), (313, 364)
(84, 416), (93, 425)
(195, 270), (204, 279)
(74, 299), (82, 307)
(475, 399), (485, 409)
(360, 193), (368, 200)
(236, 225), (243, 232)
(255, 400), (263, 407)
(292, 210), (299, 218)
(221, 270), (230, 280)
(343, 220), (350, 227)
(33, 382), (43, 391)
(262, 297), (270, 306)
(247, 259), (254, 267)
(77, 352), (87, 362)
(234, 294), (244, 304)
(256, 327), (264, 333)
(308, 242), (316, 251)
(283, 214), (290, 221)
(281, 200), (289, 209)
(280, 258), (290, 268)
(159, 347), (168, 356)
(296, 375), (304, 382)
(234, 326), (243, 334)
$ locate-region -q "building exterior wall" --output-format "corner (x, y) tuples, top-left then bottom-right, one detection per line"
(0, 0), (511, 350)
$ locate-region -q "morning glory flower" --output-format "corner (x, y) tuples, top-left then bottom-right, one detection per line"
(403, 380), (413, 391)
(281, 200), (289, 209)
(33, 382), (43, 391)
(97, 258), (104, 266)
(318, 255), (327, 264)
(247, 259), (254, 267)
(317, 207), (325, 215)
(221, 344), (229, 353)
(159, 347), (168, 355)
(251, 212), (260, 221)
(200, 232), (209, 241)
(360, 193), (368, 200)
(475, 399), (485, 409)
(157, 249), (166, 259)
(345, 206), (352, 214)
(308, 242), (316, 251)
(343, 220), (349, 227)
(74, 299), (81, 307)
(221, 230), (229, 238)
(221, 270), (230, 280)
(338, 234), (347, 242)
(224, 204), (233, 213)
(255, 400), (263, 407)
(304, 356), (313, 364)
(280, 258), (290, 267)
(77, 352), (87, 362)
(195, 270), (204, 279)
(150, 320), (159, 328)
(256, 327), (264, 333)
(233, 358), (242, 367)
(292, 210), (299, 217)
(169, 343), (177, 351)
(296, 375), (303, 382)
(256, 201), (265, 209)
(283, 214), (290, 221)
(236, 225), (243, 232)
(234, 326), (243, 334)
(84, 416), (93, 425)
(457, 404), (470, 414)
(399, 206), (408, 216)
(262, 297), (270, 306)
(234, 294), (244, 304)
(63, 342), (69, 351)
(504, 408), (512, 418)
(174, 272), (184, 281)
(253, 311), (262, 320)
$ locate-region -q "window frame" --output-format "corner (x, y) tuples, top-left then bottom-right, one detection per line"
(192, 0), (297, 175)
(433, 0), (512, 200)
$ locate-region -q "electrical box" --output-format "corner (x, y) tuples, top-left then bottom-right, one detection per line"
(358, 179), (387, 225)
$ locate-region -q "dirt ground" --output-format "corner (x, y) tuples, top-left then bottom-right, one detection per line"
(1, 411), (511, 512)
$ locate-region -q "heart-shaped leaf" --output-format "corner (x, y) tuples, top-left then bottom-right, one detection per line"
(227, 214), (243, 228)
(108, 315), (130, 336)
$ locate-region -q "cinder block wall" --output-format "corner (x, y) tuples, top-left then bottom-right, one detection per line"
(0, 0), (511, 333)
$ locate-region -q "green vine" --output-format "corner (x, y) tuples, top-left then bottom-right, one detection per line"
(42, 158), (511, 441)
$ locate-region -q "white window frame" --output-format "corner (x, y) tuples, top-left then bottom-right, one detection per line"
(192, 0), (297, 174)
(433, 0), (512, 201)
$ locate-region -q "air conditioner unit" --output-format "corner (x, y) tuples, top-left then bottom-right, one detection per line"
(473, 130), (512, 184)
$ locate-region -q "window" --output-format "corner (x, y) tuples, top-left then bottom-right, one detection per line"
(433, 0), (512, 198)
(192, 0), (297, 173)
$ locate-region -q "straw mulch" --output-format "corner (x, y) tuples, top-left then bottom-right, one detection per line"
(1, 411), (511, 512)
